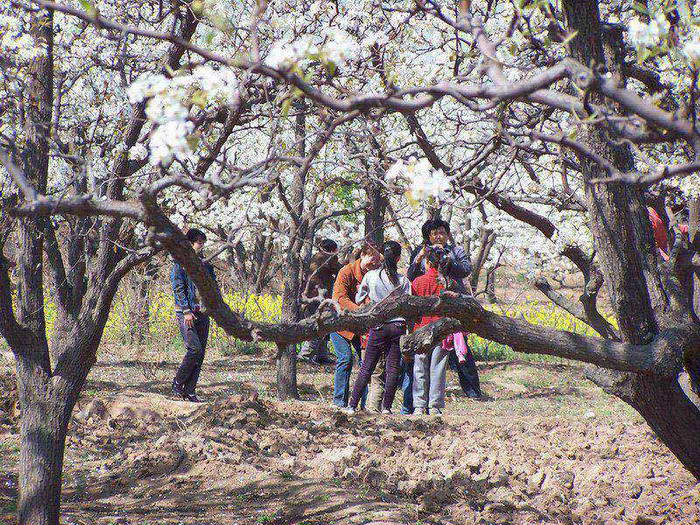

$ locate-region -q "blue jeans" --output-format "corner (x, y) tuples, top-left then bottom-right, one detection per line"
(399, 357), (414, 414)
(330, 333), (366, 408)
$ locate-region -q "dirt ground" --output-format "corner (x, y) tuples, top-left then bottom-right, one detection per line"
(1, 344), (699, 525)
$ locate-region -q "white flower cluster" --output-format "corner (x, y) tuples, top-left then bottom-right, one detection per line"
(0, 14), (45, 62)
(266, 36), (320, 70)
(627, 12), (670, 51)
(386, 158), (453, 203)
(265, 27), (383, 70)
(149, 121), (195, 167)
(683, 33), (700, 68)
(127, 65), (238, 166)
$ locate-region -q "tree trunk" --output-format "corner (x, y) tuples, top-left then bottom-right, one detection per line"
(689, 198), (700, 317)
(18, 399), (68, 525)
(275, 100), (307, 399)
(276, 343), (298, 400)
(591, 369), (700, 479)
(364, 178), (387, 246)
(564, 0), (700, 477)
(15, 359), (76, 525)
(129, 263), (155, 344)
(485, 264), (498, 304)
(470, 227), (495, 292)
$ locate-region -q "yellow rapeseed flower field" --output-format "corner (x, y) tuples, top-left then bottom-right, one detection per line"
(33, 290), (613, 363)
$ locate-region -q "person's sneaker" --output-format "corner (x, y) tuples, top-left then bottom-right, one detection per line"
(430, 407), (443, 416)
(381, 409), (392, 415)
(343, 406), (356, 415)
(316, 356), (336, 365)
(413, 408), (428, 416)
(184, 393), (203, 403)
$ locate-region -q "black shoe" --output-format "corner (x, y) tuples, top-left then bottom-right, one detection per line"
(183, 393), (202, 403)
(315, 356), (336, 365)
(171, 381), (185, 399)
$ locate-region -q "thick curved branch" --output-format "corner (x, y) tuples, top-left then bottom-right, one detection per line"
(399, 294), (692, 378)
(10, 195), (147, 221)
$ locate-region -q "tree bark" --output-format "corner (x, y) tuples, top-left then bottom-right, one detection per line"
(364, 177), (387, 246)
(17, 379), (70, 525)
(562, 0), (700, 477)
(129, 262), (155, 344)
(689, 198), (700, 317)
(276, 100), (308, 399)
(563, 0), (665, 344)
(470, 227), (495, 292)
(485, 264), (498, 303)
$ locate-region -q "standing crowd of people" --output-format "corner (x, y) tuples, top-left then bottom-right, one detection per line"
(323, 218), (482, 416)
(167, 219), (482, 413)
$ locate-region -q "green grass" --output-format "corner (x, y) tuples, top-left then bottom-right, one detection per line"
(1, 500), (17, 514)
(220, 340), (264, 357)
(0, 441), (19, 454)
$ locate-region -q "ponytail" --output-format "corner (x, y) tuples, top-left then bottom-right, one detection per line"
(382, 240), (402, 286)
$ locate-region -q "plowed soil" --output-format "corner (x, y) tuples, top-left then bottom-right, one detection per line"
(1, 349), (698, 525)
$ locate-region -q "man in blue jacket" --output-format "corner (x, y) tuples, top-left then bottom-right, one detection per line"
(171, 228), (217, 402)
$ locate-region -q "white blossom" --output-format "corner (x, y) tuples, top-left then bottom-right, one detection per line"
(386, 157), (452, 202)
(265, 42), (299, 69)
(130, 143), (149, 160)
(627, 13), (669, 51)
(385, 159), (406, 183)
(149, 120), (194, 166)
(409, 167), (452, 202)
(322, 28), (360, 67)
(683, 36), (700, 68)
(361, 31), (389, 49)
(145, 95), (189, 125)
(126, 74), (170, 104)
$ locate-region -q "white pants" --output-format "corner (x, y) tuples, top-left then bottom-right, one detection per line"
(412, 345), (449, 409)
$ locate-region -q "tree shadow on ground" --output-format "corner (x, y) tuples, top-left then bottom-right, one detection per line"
(63, 474), (422, 525)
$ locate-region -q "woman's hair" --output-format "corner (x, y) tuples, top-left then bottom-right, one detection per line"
(360, 240), (379, 256)
(381, 240), (402, 285)
(319, 238), (338, 253)
(186, 228), (206, 243)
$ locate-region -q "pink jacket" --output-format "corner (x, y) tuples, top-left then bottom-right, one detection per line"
(442, 332), (469, 361)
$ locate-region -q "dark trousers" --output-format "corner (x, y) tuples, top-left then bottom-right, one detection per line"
(349, 321), (405, 410)
(299, 302), (329, 360)
(174, 312), (210, 394)
(449, 350), (481, 397)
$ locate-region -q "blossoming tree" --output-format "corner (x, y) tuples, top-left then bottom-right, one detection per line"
(3, 0), (700, 524)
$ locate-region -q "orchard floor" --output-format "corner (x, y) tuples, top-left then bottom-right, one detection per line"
(1, 345), (699, 525)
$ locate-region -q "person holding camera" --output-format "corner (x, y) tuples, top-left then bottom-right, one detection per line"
(407, 219), (482, 401)
(407, 219), (471, 285)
